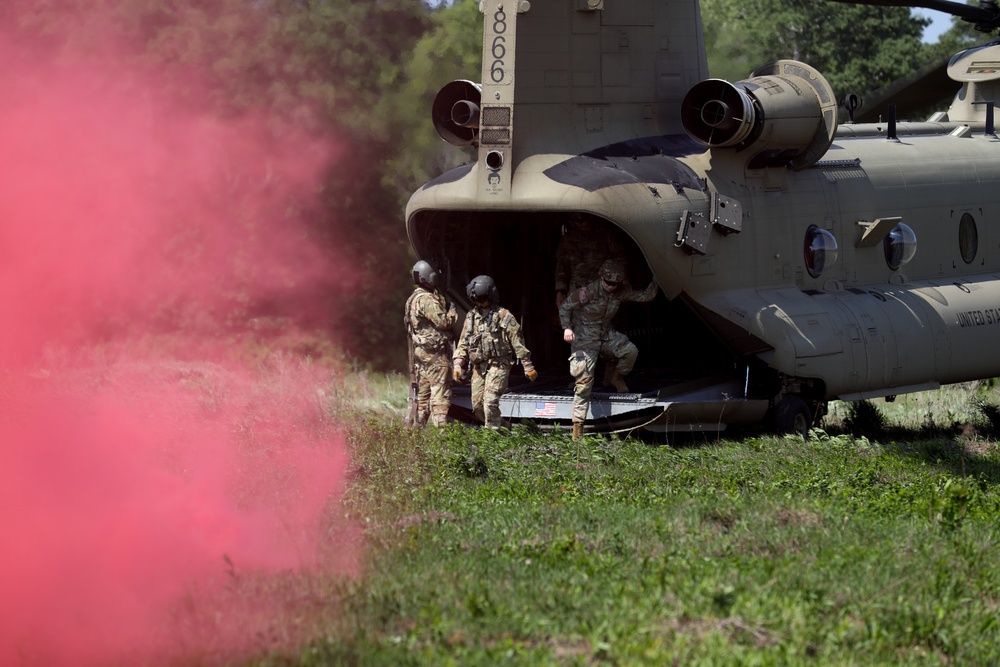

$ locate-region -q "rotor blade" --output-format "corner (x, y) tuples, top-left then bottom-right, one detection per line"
(827, 0), (998, 25)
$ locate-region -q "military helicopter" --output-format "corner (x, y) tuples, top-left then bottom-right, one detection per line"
(405, 0), (1000, 436)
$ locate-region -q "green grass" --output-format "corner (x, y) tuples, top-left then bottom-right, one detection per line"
(36, 344), (998, 665)
(825, 382), (992, 434)
(244, 386), (1000, 666)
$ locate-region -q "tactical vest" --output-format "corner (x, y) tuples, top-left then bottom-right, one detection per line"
(467, 308), (513, 363)
(405, 290), (451, 352)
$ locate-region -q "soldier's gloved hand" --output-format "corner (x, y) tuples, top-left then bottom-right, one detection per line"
(522, 358), (538, 382)
(453, 359), (465, 383)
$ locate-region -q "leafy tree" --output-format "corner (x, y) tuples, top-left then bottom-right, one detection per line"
(7, 0), (433, 370)
(381, 0), (482, 196)
(270, 1), (432, 370)
(924, 2), (989, 60)
(700, 0), (933, 100)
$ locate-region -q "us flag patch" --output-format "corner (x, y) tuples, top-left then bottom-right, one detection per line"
(534, 402), (556, 417)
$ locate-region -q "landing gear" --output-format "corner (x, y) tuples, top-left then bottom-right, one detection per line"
(772, 394), (813, 436)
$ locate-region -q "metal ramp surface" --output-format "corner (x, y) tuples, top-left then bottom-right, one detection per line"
(451, 372), (770, 434)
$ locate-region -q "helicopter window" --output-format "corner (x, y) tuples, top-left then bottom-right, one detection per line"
(883, 222), (917, 271)
(804, 225), (838, 279)
(959, 213), (978, 264)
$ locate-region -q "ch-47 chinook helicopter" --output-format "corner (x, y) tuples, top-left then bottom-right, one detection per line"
(405, 0), (1000, 436)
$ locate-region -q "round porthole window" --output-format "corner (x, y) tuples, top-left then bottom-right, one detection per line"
(884, 222), (916, 271)
(959, 213), (978, 264)
(804, 225), (838, 278)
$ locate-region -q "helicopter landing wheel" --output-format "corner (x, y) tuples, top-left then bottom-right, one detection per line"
(773, 394), (813, 437)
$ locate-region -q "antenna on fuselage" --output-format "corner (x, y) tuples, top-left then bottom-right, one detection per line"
(886, 103), (899, 142)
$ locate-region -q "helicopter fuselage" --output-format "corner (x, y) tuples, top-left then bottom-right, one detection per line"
(409, 124), (1000, 396)
(405, 0), (1000, 433)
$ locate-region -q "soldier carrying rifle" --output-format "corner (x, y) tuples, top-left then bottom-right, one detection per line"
(404, 260), (457, 428)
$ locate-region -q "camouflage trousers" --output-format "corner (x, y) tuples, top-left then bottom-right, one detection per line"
(470, 359), (512, 429)
(568, 330), (638, 424)
(415, 347), (452, 427)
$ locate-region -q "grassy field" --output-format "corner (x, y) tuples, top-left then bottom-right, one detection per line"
(15, 346), (1000, 665)
(238, 379), (1000, 666)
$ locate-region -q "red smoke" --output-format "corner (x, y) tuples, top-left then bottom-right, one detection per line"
(0, 365), (354, 665)
(0, 7), (356, 666)
(0, 51), (339, 361)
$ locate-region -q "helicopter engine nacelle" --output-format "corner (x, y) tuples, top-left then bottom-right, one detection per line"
(432, 80), (482, 147)
(681, 60), (837, 171)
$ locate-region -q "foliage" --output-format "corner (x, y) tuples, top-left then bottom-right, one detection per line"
(843, 399), (886, 440)
(8, 0), (432, 371)
(923, 1), (987, 60)
(381, 0), (482, 196)
(245, 415), (1000, 665)
(973, 399), (1000, 440)
(824, 383), (1000, 442)
(701, 0), (934, 100)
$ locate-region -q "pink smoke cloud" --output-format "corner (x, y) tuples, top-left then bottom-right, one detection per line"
(0, 7), (358, 665)
(0, 33), (343, 363)
(0, 364), (355, 666)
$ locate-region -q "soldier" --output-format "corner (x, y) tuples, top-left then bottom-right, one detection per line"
(404, 260), (457, 428)
(453, 275), (537, 428)
(559, 259), (659, 440)
(554, 213), (626, 309)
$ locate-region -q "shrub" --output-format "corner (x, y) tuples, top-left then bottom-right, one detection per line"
(843, 399), (886, 439)
(972, 398), (1000, 439)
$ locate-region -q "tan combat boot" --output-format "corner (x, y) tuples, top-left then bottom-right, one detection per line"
(572, 422), (584, 440)
(611, 370), (629, 393)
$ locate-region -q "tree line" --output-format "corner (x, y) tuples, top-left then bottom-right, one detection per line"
(6, 0), (983, 370)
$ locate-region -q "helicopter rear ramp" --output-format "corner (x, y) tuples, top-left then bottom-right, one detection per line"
(451, 372), (770, 435)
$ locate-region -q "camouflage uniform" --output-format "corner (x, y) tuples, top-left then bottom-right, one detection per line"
(554, 222), (626, 299)
(559, 277), (658, 424)
(405, 286), (457, 427)
(454, 305), (533, 428)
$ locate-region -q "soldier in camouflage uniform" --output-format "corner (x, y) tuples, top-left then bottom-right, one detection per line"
(453, 275), (537, 428)
(554, 213), (626, 309)
(405, 260), (457, 428)
(559, 259), (658, 439)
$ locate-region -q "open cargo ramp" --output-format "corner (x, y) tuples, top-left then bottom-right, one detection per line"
(451, 372), (770, 435)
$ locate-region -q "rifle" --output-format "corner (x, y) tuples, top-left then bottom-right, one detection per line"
(405, 335), (419, 428)
(403, 291), (420, 428)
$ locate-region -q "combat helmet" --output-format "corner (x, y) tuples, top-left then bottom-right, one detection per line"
(412, 260), (439, 290)
(600, 259), (626, 288)
(466, 275), (499, 304)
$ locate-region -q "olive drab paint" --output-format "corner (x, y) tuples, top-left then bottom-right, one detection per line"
(407, 0), (1000, 435)
(477, 0), (521, 202)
